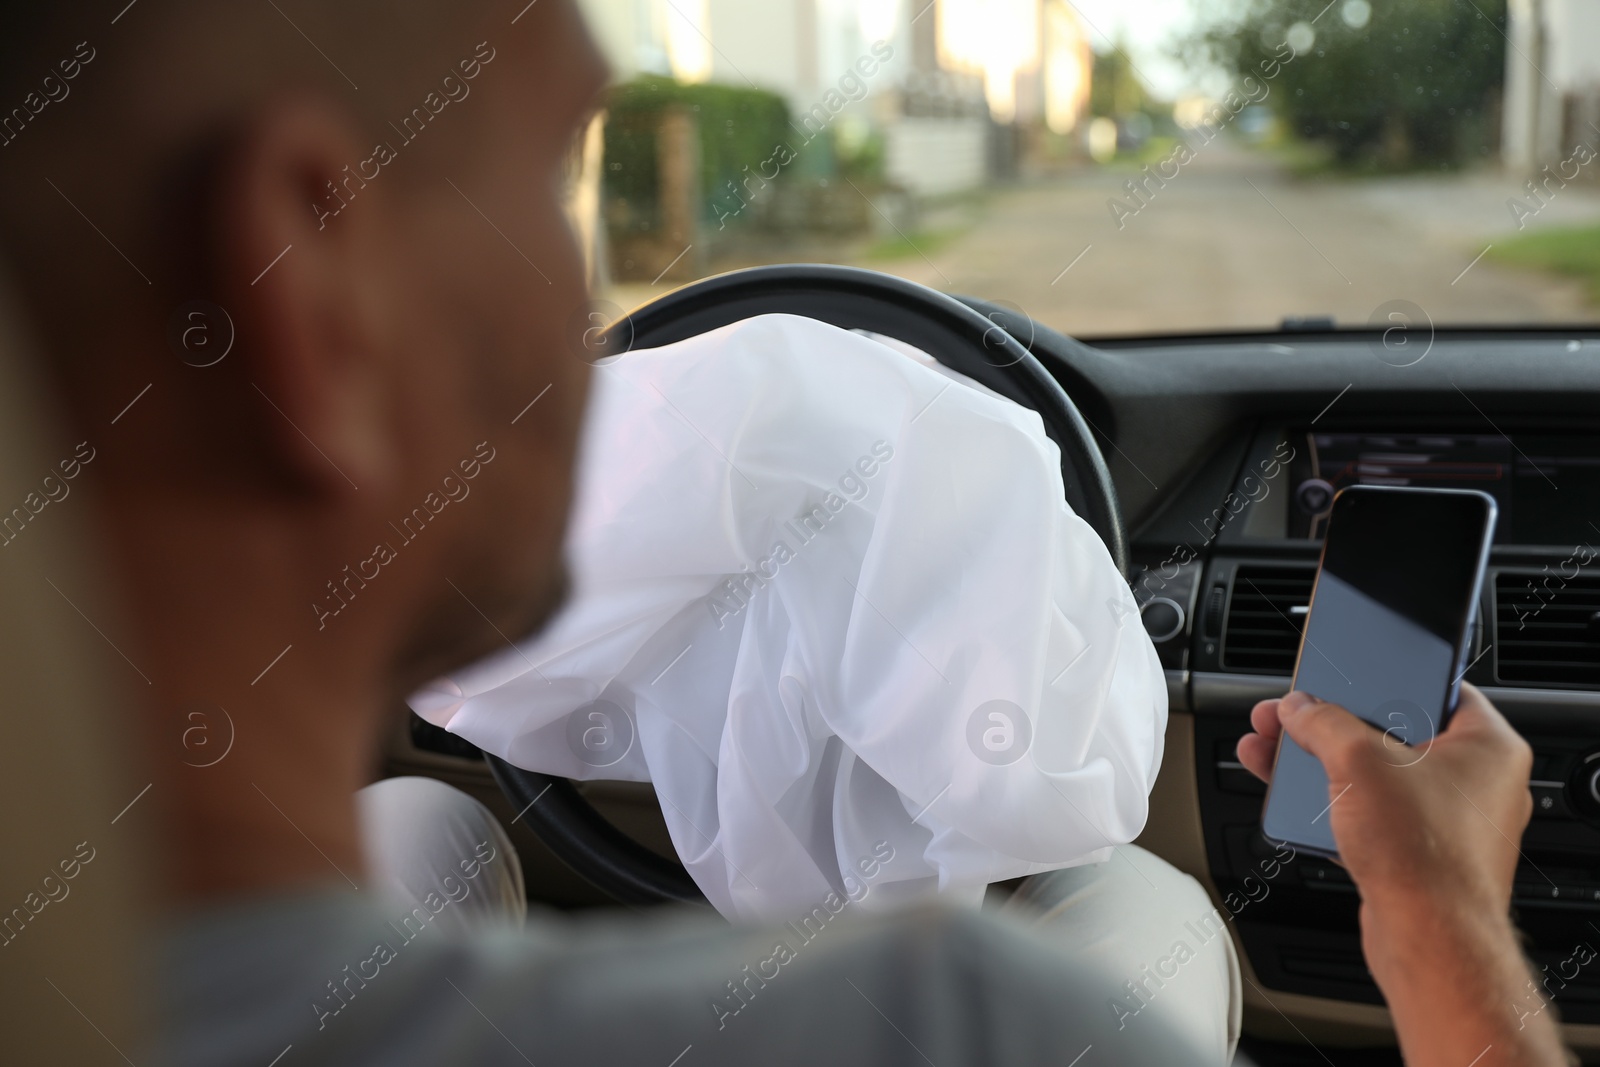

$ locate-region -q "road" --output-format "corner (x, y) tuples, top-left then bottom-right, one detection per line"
(602, 139), (1600, 337)
(871, 138), (1600, 337)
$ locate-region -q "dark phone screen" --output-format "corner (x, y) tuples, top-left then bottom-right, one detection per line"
(1261, 487), (1495, 856)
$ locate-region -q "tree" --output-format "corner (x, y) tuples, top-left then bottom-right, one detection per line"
(1090, 42), (1150, 118)
(1183, 0), (1507, 168)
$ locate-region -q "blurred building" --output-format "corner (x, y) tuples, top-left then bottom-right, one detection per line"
(580, 1), (906, 111)
(580, 0), (1092, 197)
(936, 0), (1091, 129)
(905, 0), (1092, 188)
(1041, 0), (1095, 138)
(1502, 0), (1600, 175)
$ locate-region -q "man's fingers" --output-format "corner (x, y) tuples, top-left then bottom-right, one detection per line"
(1249, 698), (1284, 740)
(1236, 732), (1276, 782)
(1443, 682), (1514, 740)
(1441, 682), (1533, 777)
(1235, 699), (1288, 782)
(1277, 691), (1379, 772)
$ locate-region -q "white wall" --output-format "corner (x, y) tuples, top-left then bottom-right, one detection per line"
(885, 117), (988, 196)
(578, 0), (666, 80)
(709, 0), (909, 115)
(1546, 0), (1600, 88)
(707, 0), (807, 98)
(1503, 0), (1600, 173)
(1501, 0), (1540, 171)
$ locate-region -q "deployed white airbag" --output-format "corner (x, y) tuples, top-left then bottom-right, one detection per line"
(410, 314), (1166, 922)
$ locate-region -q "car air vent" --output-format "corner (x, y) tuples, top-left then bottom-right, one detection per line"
(1221, 565), (1316, 674)
(1495, 572), (1600, 688)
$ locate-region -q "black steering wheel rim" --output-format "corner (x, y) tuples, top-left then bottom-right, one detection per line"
(486, 756), (707, 906)
(500, 264), (1126, 908)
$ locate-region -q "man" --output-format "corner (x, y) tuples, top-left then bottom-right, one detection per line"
(0, 1), (1570, 1064)
(0, 3), (1231, 1063)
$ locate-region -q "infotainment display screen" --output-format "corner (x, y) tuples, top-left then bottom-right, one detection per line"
(1283, 432), (1600, 546)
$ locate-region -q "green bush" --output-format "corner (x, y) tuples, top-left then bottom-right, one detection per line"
(602, 75), (793, 233)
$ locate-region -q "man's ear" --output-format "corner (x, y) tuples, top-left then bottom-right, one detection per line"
(211, 97), (398, 498)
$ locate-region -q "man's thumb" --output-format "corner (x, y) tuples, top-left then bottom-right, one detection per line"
(1278, 691), (1375, 769)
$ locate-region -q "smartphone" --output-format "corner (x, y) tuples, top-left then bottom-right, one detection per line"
(1260, 485), (1497, 858)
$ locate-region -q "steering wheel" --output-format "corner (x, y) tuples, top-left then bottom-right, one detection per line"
(490, 264), (1126, 907)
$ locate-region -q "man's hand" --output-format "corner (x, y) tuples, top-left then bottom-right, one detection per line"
(1237, 685), (1569, 1067)
(1237, 684), (1530, 920)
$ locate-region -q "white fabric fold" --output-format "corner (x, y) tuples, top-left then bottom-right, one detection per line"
(410, 313), (1167, 923)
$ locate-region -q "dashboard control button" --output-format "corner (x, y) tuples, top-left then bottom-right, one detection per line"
(1140, 597), (1185, 643)
(1530, 781), (1572, 819)
(1514, 881), (1565, 901)
(1202, 586), (1225, 638)
(1215, 760), (1265, 796)
(1568, 752), (1600, 828)
(1294, 478), (1335, 515)
(1300, 863), (1353, 888)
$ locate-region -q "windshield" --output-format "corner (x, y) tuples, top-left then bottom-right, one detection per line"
(576, 0), (1599, 339)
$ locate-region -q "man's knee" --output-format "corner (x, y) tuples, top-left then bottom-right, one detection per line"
(1004, 846), (1242, 1064)
(357, 776), (526, 933)
(1006, 845), (1211, 917)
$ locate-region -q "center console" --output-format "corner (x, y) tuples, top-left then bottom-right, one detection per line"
(1131, 424), (1600, 1027)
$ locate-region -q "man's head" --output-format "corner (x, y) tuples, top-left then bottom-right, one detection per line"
(0, 0), (609, 897)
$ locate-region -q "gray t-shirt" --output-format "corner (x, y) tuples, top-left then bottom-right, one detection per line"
(160, 889), (1208, 1066)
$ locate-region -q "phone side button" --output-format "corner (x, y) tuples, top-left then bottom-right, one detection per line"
(1530, 782), (1573, 820)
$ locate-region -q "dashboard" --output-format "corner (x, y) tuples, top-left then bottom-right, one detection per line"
(1029, 327), (1600, 1050)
